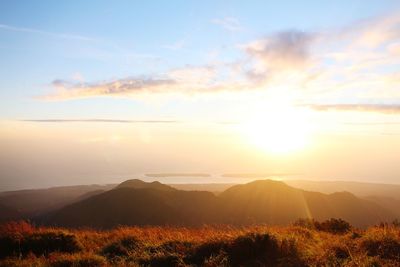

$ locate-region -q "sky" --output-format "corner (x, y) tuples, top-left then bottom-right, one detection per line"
(1, 1), (400, 190)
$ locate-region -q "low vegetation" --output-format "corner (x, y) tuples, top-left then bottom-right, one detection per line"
(0, 220), (399, 266)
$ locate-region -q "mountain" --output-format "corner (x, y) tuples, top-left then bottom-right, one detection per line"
(285, 180), (400, 200)
(364, 196), (400, 218)
(41, 180), (221, 228)
(169, 183), (235, 194)
(0, 184), (115, 217)
(0, 204), (21, 222)
(220, 180), (394, 227)
(117, 179), (175, 191)
(40, 179), (396, 228)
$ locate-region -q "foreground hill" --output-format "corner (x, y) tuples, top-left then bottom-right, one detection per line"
(41, 179), (396, 228)
(1, 221), (399, 266)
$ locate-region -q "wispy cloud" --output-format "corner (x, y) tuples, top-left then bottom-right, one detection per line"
(0, 23), (95, 41)
(303, 104), (400, 114)
(211, 17), (243, 32)
(20, 119), (180, 123)
(42, 77), (177, 100)
(40, 65), (251, 100)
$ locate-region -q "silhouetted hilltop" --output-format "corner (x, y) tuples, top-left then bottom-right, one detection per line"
(39, 179), (396, 228)
(116, 179), (175, 191)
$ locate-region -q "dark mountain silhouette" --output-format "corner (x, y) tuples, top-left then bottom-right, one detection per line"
(116, 179), (175, 191)
(39, 179), (396, 228)
(169, 183), (236, 194)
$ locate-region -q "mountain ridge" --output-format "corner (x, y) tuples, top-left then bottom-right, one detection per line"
(39, 179), (396, 228)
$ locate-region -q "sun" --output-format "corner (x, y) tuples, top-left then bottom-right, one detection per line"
(239, 106), (313, 154)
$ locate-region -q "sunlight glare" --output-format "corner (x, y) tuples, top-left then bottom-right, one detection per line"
(239, 106), (313, 154)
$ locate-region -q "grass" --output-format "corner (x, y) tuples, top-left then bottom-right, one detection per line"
(0, 220), (399, 266)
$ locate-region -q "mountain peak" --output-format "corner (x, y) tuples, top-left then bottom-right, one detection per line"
(246, 179), (289, 187)
(116, 179), (175, 191)
(222, 179), (294, 194)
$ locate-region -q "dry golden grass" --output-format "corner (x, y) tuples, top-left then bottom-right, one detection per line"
(0, 221), (399, 266)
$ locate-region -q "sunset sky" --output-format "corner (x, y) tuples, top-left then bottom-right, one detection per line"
(1, 1), (400, 190)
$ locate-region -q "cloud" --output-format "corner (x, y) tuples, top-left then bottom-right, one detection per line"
(245, 30), (314, 70)
(20, 119), (179, 123)
(40, 65), (251, 100)
(0, 23), (94, 41)
(303, 104), (400, 114)
(42, 77), (177, 100)
(348, 14), (400, 49)
(243, 30), (315, 84)
(211, 17), (243, 32)
(40, 12), (400, 109)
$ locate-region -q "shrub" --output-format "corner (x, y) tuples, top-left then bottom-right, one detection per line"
(49, 253), (107, 267)
(24, 232), (82, 256)
(292, 218), (317, 230)
(0, 221), (34, 238)
(141, 254), (185, 267)
(203, 251), (229, 267)
(101, 236), (142, 260)
(0, 221), (36, 258)
(361, 236), (400, 260)
(293, 218), (352, 234)
(278, 238), (306, 266)
(0, 258), (45, 267)
(157, 240), (193, 255)
(0, 230), (82, 259)
(316, 218), (352, 234)
(188, 240), (228, 265)
(225, 233), (306, 267)
(228, 233), (280, 266)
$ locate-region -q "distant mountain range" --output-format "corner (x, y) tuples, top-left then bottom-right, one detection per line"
(0, 184), (115, 217)
(40, 179), (396, 228)
(284, 180), (400, 200)
(1, 179), (398, 228)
